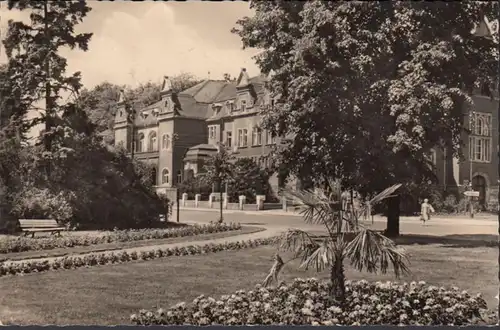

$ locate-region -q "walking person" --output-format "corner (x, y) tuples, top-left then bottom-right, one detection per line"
(420, 198), (435, 225)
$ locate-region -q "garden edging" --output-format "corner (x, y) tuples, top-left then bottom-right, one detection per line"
(0, 227), (282, 277)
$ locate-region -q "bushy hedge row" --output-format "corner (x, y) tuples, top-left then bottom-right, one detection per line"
(131, 278), (490, 326)
(0, 222), (241, 254)
(0, 237), (276, 277)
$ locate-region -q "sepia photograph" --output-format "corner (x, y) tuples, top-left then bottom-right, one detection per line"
(0, 0), (498, 326)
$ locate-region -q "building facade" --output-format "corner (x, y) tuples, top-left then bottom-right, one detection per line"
(431, 93), (499, 210)
(113, 68), (285, 198)
(114, 67), (498, 209)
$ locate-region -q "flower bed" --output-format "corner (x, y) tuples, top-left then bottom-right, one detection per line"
(131, 278), (490, 326)
(0, 222), (241, 254)
(0, 237), (276, 277)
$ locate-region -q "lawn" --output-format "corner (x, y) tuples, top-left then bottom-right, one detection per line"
(0, 243), (496, 325)
(1, 226), (263, 261)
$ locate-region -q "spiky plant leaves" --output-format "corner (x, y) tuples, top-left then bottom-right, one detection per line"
(346, 229), (411, 278)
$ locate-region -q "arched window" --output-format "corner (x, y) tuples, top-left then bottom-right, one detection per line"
(148, 131), (157, 152)
(162, 134), (171, 150)
(177, 170), (183, 184)
(151, 167), (157, 186)
(136, 133), (145, 152)
(161, 168), (170, 185)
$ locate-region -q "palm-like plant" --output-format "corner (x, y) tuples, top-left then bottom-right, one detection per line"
(264, 179), (410, 304)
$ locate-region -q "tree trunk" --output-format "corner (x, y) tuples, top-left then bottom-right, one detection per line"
(385, 194), (400, 237)
(330, 255), (346, 304)
(219, 180), (223, 223)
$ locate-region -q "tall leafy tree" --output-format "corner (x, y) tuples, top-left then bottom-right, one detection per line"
(233, 1), (498, 236)
(3, 1), (92, 158)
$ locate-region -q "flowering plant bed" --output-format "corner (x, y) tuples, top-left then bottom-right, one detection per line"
(131, 278), (490, 326)
(0, 222), (241, 254)
(0, 237), (276, 277)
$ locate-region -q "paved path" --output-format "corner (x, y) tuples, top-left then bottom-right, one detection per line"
(2, 225), (282, 266)
(3, 209), (497, 266)
(175, 210), (498, 236)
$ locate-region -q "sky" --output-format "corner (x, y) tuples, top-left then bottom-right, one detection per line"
(0, 1), (260, 89)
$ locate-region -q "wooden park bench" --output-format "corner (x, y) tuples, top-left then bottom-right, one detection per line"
(18, 219), (66, 238)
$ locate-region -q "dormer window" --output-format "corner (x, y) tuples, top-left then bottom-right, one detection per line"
(152, 108), (159, 116)
(208, 125), (217, 140)
(241, 100), (247, 112)
(212, 103), (223, 114)
(226, 100), (235, 112)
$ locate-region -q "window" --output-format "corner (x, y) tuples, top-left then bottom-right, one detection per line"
(226, 131), (232, 147)
(252, 127), (262, 146)
(241, 100), (247, 112)
(151, 168), (157, 186)
(136, 133), (145, 152)
(238, 129), (248, 147)
(161, 168), (170, 185)
(209, 126), (217, 140)
(177, 170), (182, 184)
(148, 131), (157, 152)
(266, 131), (276, 145)
(162, 134), (171, 150)
(469, 112), (492, 163)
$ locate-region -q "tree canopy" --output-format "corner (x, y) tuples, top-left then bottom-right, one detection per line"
(233, 1), (498, 194)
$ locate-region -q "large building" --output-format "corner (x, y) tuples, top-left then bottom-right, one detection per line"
(432, 93), (499, 210)
(114, 66), (498, 209)
(113, 68), (285, 198)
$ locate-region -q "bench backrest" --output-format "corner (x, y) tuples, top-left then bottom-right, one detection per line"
(19, 219), (59, 228)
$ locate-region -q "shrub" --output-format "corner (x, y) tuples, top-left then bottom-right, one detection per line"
(0, 222), (241, 254)
(131, 278), (490, 326)
(178, 176), (212, 200)
(0, 236), (276, 277)
(10, 187), (75, 225)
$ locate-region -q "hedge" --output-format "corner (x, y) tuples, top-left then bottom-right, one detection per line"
(131, 278), (492, 326)
(0, 237), (276, 277)
(0, 222), (241, 254)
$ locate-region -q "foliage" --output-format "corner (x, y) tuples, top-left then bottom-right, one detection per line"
(10, 186), (75, 225)
(7, 128), (170, 230)
(0, 236), (275, 277)
(80, 73), (202, 144)
(131, 278), (490, 326)
(3, 1), (93, 155)
(200, 144), (235, 187)
(0, 222), (241, 254)
(267, 181), (408, 303)
(200, 143), (235, 221)
(178, 176), (212, 200)
(233, 1), (498, 194)
(228, 158), (276, 203)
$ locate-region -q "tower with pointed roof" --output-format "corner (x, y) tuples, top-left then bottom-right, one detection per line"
(113, 89), (133, 150)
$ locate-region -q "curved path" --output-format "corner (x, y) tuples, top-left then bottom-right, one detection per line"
(3, 209), (497, 266)
(1, 224), (282, 266)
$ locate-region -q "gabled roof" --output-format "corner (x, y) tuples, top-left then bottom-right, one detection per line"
(130, 70), (267, 123)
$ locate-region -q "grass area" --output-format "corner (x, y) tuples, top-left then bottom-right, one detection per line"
(0, 243), (495, 325)
(1, 226), (264, 262)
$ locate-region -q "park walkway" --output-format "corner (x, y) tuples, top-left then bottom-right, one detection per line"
(1, 224), (283, 266)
